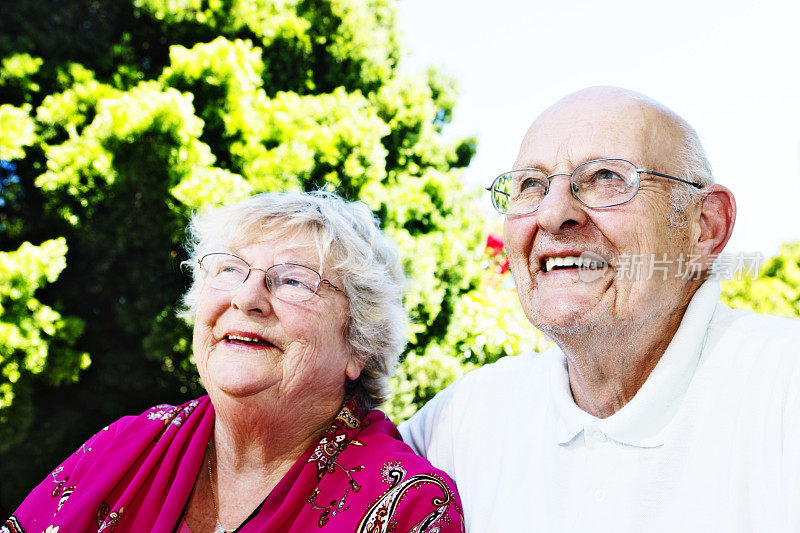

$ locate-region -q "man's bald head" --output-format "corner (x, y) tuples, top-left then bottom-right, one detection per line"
(517, 86), (714, 190)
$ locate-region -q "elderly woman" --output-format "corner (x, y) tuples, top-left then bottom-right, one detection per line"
(7, 191), (463, 533)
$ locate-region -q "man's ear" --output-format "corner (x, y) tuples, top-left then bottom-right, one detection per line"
(693, 184), (736, 262)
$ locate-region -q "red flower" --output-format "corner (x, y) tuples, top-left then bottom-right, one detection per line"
(485, 234), (510, 275)
(497, 258), (510, 274)
(485, 234), (504, 255)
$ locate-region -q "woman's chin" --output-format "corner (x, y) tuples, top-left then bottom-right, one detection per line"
(202, 350), (278, 395)
(207, 368), (279, 399)
(216, 382), (274, 398)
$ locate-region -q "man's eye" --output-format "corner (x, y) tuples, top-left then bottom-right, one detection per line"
(518, 177), (546, 192)
(592, 169), (623, 182)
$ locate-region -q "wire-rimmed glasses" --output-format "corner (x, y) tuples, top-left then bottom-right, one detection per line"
(198, 253), (346, 302)
(487, 158), (702, 216)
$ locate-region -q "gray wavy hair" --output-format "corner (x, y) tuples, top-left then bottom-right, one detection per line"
(179, 191), (407, 410)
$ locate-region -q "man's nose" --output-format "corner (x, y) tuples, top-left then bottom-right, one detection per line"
(230, 269), (274, 315)
(535, 174), (588, 232)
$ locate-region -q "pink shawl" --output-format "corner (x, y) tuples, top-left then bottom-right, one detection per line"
(5, 396), (463, 532)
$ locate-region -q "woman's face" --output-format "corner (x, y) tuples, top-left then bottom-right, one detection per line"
(193, 234), (360, 405)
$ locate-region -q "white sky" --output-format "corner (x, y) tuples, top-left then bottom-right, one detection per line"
(398, 0), (800, 257)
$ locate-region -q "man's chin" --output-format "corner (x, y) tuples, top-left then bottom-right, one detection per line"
(532, 279), (606, 309)
(532, 309), (601, 339)
(525, 289), (606, 339)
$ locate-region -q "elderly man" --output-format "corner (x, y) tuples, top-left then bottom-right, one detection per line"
(399, 87), (800, 532)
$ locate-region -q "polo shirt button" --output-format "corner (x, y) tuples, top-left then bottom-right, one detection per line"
(586, 428), (607, 443)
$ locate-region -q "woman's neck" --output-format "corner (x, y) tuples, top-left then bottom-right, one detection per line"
(209, 388), (344, 473)
(183, 390), (345, 532)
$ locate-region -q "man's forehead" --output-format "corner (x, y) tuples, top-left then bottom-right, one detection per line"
(514, 123), (645, 170)
(514, 87), (679, 171)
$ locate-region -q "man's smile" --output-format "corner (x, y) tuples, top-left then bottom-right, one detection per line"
(541, 255), (608, 273)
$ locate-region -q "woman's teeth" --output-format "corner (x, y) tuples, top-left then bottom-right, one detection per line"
(227, 334), (268, 346)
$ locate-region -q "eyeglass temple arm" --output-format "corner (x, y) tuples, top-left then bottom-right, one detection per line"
(486, 185), (511, 197)
(320, 279), (346, 295)
(639, 169), (703, 189)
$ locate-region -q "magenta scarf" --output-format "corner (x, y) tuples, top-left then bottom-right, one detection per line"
(6, 396), (463, 533)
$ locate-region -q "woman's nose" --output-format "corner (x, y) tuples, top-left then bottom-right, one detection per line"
(230, 269), (274, 315)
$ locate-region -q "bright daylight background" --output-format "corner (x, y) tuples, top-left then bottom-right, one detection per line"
(398, 0), (800, 258)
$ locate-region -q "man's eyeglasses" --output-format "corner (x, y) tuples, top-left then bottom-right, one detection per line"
(486, 158), (702, 216)
(198, 253), (346, 302)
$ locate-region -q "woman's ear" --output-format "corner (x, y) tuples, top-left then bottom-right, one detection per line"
(345, 359), (363, 381)
(693, 184), (736, 263)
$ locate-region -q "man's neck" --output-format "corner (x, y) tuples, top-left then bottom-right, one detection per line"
(556, 304), (689, 418)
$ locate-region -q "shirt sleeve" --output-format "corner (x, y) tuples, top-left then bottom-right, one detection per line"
(398, 381), (460, 479)
(783, 359), (800, 532)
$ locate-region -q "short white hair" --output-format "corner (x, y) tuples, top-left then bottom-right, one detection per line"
(668, 121), (715, 224)
(180, 191), (407, 410)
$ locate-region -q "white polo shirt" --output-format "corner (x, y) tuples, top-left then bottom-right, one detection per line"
(399, 281), (800, 532)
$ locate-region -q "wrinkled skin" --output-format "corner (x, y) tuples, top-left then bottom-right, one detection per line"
(503, 87), (735, 416)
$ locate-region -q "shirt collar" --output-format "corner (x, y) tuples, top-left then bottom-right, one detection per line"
(550, 280), (721, 447)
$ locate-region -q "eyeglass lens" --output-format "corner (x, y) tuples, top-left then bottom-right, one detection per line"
(200, 253), (321, 302)
(492, 159), (640, 214)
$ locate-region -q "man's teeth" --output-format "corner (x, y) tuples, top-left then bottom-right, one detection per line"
(544, 256), (606, 272)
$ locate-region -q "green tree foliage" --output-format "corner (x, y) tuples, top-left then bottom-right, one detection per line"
(0, 0), (543, 511)
(0, 239), (89, 450)
(721, 243), (800, 319)
(389, 237), (551, 420)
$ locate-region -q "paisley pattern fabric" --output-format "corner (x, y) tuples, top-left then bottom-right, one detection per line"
(6, 396), (463, 533)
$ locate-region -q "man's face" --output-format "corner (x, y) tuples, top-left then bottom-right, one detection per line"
(503, 95), (701, 340)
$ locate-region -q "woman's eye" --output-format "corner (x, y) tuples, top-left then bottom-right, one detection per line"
(218, 264), (245, 275)
(278, 276), (312, 291)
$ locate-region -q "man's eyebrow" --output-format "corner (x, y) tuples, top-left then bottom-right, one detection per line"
(564, 154), (616, 167)
(513, 155), (611, 172)
(512, 161), (547, 171)
(580, 154), (612, 163)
